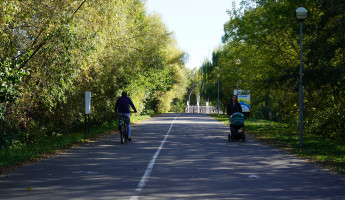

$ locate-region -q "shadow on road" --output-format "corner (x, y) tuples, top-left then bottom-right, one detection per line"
(1, 113), (345, 200)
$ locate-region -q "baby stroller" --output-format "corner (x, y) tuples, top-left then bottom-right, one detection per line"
(228, 112), (245, 142)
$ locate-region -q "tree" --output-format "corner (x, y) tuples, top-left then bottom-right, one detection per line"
(204, 0), (345, 140)
(0, 0), (190, 147)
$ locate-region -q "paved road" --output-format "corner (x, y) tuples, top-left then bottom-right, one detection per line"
(1, 113), (345, 200)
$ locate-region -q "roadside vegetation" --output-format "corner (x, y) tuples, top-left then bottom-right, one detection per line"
(198, 0), (345, 148)
(212, 114), (345, 175)
(201, 0), (344, 176)
(0, 114), (151, 175)
(1, 0), (194, 163)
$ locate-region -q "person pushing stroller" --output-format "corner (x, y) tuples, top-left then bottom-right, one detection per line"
(227, 95), (245, 142)
(227, 95), (242, 116)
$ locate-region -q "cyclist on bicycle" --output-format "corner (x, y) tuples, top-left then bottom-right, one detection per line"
(115, 91), (137, 141)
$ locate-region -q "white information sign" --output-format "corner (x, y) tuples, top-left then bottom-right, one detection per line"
(85, 92), (91, 114)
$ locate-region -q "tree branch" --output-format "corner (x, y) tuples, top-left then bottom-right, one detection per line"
(18, 41), (46, 70)
(68, 0), (87, 22)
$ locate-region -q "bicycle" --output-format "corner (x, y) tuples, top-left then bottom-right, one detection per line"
(119, 115), (129, 144)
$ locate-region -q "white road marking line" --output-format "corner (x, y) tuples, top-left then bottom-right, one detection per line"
(72, 171), (98, 174)
(130, 115), (178, 200)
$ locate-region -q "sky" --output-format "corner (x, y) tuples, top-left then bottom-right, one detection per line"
(146, 0), (242, 69)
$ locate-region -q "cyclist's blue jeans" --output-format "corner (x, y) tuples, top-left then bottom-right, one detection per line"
(118, 113), (131, 137)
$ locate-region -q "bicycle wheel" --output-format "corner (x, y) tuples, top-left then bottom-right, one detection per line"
(124, 123), (128, 142)
(120, 124), (124, 144)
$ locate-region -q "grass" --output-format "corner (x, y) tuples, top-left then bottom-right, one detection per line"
(211, 114), (345, 175)
(0, 114), (152, 175)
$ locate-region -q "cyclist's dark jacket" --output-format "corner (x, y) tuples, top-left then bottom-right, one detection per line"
(115, 96), (137, 113)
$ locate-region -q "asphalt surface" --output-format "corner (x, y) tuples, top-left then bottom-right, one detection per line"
(1, 113), (345, 200)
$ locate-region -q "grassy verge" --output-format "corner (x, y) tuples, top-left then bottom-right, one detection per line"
(0, 114), (152, 175)
(211, 114), (345, 175)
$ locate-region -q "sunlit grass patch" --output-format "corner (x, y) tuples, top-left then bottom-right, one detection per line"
(211, 114), (345, 175)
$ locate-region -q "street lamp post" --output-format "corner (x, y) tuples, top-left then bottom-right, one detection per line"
(235, 59), (241, 94)
(217, 74), (220, 116)
(295, 7), (308, 147)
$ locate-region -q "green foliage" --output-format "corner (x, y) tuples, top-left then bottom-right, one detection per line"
(0, 0), (189, 148)
(0, 58), (30, 104)
(203, 0), (345, 140)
